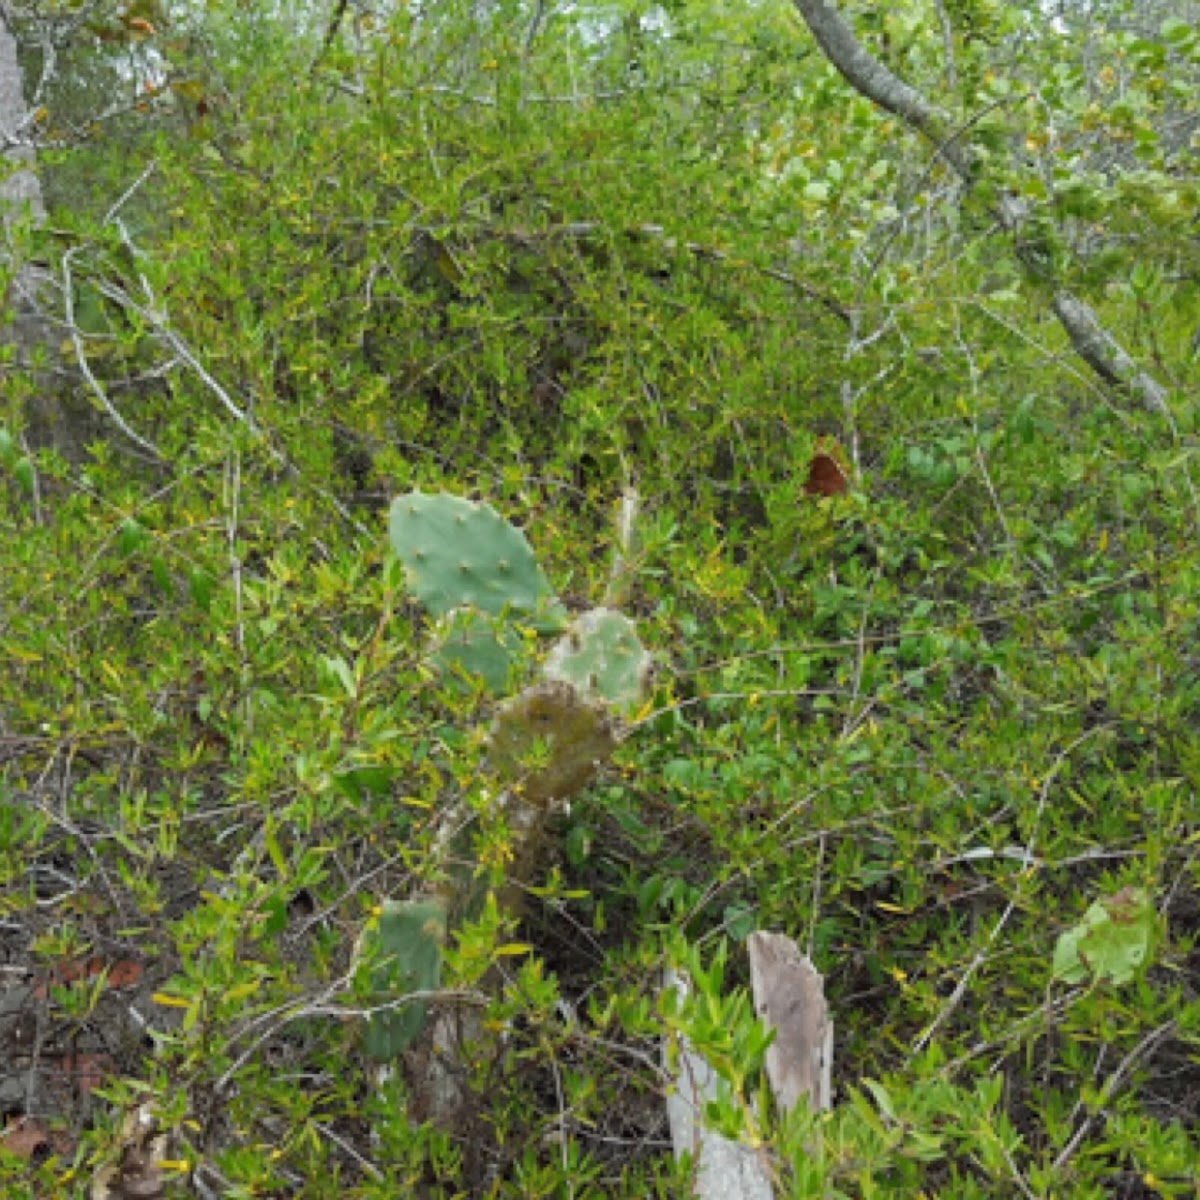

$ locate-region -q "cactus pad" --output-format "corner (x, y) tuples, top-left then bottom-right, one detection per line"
(361, 898), (447, 1060)
(389, 491), (562, 620)
(488, 681), (619, 805)
(543, 608), (652, 712)
(431, 606), (525, 693)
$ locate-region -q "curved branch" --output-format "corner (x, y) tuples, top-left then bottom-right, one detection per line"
(791, 0), (1172, 416)
(1052, 293), (1169, 412)
(311, 0), (350, 75)
(793, 0), (973, 179)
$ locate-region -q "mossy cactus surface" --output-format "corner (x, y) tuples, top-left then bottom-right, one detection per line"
(543, 608), (652, 713)
(388, 491), (563, 622)
(361, 898), (448, 1061)
(488, 681), (619, 805)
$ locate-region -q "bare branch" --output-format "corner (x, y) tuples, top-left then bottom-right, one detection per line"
(61, 249), (163, 460)
(312, 0), (351, 74)
(1051, 291), (1171, 417)
(932, 0), (958, 91)
(524, 0), (548, 54)
(792, 0), (972, 179)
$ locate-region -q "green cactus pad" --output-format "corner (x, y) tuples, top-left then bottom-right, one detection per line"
(389, 491), (563, 621)
(488, 681), (619, 805)
(542, 608), (652, 712)
(361, 898), (447, 1060)
(431, 606), (526, 693)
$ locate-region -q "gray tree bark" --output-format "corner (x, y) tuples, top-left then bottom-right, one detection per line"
(747, 932), (832, 1117)
(1, 11), (107, 459)
(0, 12), (43, 224)
(1, 9), (47, 339)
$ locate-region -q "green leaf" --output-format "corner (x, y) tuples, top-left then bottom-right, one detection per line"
(117, 517), (147, 556)
(12, 457), (35, 495)
(721, 903), (756, 942)
(1160, 18), (1195, 47)
(863, 1078), (898, 1123)
(322, 654), (357, 697)
(188, 568), (214, 612)
(332, 765), (397, 801)
(150, 556), (172, 594)
(1053, 888), (1159, 986)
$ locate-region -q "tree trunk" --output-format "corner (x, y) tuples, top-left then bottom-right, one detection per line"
(1, 13), (106, 459)
(1, 10), (47, 350)
(0, 14), (43, 221)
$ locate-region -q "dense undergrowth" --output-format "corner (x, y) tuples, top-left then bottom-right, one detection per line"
(2, 1), (1199, 1196)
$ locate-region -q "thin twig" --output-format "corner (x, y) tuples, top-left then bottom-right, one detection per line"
(524, 0), (548, 53)
(910, 729), (1100, 1060)
(1050, 1020), (1177, 1174)
(60, 248), (162, 459)
(223, 450), (250, 734)
(311, 0), (350, 74)
(931, 0), (958, 90)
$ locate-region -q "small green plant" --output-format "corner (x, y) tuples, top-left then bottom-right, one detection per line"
(357, 490), (652, 1064)
(1053, 886), (1160, 988)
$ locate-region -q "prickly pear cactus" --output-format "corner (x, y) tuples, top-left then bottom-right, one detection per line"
(365, 492), (660, 1096)
(389, 491), (563, 622)
(431, 606), (524, 693)
(360, 898), (448, 1061)
(543, 608), (652, 713)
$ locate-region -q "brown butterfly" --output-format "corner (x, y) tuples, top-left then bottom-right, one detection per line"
(803, 451), (849, 497)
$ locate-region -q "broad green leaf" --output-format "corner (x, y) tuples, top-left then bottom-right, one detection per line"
(1053, 888), (1159, 986)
